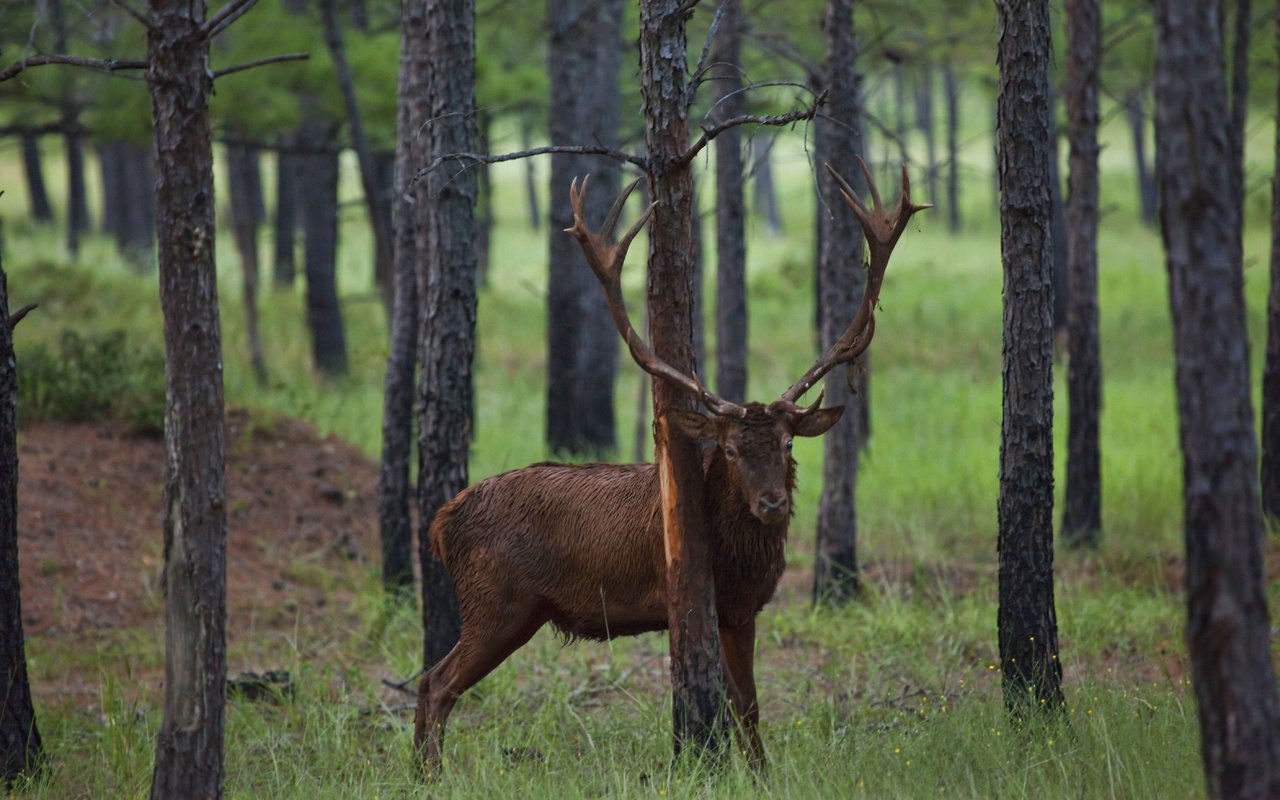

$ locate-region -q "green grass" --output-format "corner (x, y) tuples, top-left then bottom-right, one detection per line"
(3, 106), (1277, 797)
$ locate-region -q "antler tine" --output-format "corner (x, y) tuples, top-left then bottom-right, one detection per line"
(564, 176), (747, 419)
(778, 163), (930, 405)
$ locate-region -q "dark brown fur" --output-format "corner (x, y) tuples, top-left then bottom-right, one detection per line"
(413, 403), (842, 770)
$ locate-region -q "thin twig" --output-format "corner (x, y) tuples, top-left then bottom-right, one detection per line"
(688, 0), (731, 91)
(202, 0), (261, 39)
(0, 54), (148, 83)
(6, 304), (37, 330)
(678, 89), (826, 167)
(411, 145), (648, 187)
(107, 0), (156, 29)
(212, 52), (309, 79)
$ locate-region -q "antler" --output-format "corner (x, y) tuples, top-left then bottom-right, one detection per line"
(566, 175), (747, 418)
(777, 158), (931, 406)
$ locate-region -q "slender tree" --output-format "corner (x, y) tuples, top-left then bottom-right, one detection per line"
(273, 147), (299, 288)
(1062, 0), (1101, 546)
(942, 63), (961, 232)
(995, 0), (1064, 714)
(1262, 3), (1280, 522)
(19, 133), (54, 223)
(812, 0), (867, 604)
(1155, 3), (1280, 797)
(546, 0), (624, 456)
(416, 0), (476, 669)
(226, 142), (268, 384)
(639, 0), (731, 758)
(1, 260), (41, 786)
(712, 0), (748, 405)
(299, 119), (349, 377)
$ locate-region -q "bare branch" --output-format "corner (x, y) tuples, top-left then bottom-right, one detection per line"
(411, 145), (648, 187)
(678, 89), (826, 167)
(6, 303), (37, 331)
(203, 0), (262, 39)
(689, 0), (731, 90)
(108, 0), (157, 29)
(212, 52), (309, 79)
(0, 54), (147, 83)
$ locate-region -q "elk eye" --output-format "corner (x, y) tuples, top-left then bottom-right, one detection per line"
(724, 445), (738, 460)
(785, 439), (794, 453)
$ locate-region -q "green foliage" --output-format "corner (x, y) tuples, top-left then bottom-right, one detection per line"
(17, 328), (164, 433)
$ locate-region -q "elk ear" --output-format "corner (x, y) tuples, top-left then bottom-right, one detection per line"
(791, 406), (844, 437)
(669, 409), (716, 442)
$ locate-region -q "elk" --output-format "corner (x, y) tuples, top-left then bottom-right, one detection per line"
(413, 159), (928, 770)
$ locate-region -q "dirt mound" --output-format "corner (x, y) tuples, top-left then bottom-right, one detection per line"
(16, 409), (383, 640)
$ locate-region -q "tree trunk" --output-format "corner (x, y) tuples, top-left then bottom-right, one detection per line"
(65, 125), (88, 259)
(691, 175), (706, 374)
(1228, 0), (1249, 252)
(546, 0), (624, 457)
(1047, 88), (1069, 338)
(713, 1), (748, 405)
(521, 116), (541, 230)
(1, 258), (42, 785)
(942, 63), (961, 231)
(1155, 3), (1280, 797)
(751, 136), (782, 233)
(273, 148), (298, 288)
(1062, 0), (1101, 547)
(1125, 93), (1158, 225)
(995, 0), (1064, 714)
(122, 142), (157, 268)
(20, 133), (53, 223)
(474, 112), (492, 288)
(298, 126), (349, 378)
(639, 0), (730, 759)
(416, 0), (476, 669)
(1262, 5), (1280, 522)
(99, 141), (125, 244)
(320, 0), (395, 320)
(916, 65), (939, 211)
(145, 3), (228, 796)
(373, 148), (396, 298)
(378, 1), (427, 601)
(226, 142), (269, 384)
(813, 0), (866, 605)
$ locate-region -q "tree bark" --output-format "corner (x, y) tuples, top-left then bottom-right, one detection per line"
(1155, 3), (1280, 797)
(995, 0), (1064, 714)
(1262, 4), (1280, 522)
(226, 142), (269, 384)
(378, 0), (427, 601)
(145, 3), (228, 796)
(1062, 0), (1101, 547)
(546, 0), (623, 457)
(273, 148), (298, 288)
(298, 125), (349, 378)
(416, 0), (475, 669)
(942, 63), (961, 231)
(1, 256), (42, 785)
(639, 0), (730, 759)
(20, 133), (54, 223)
(812, 0), (866, 605)
(713, 0), (747, 405)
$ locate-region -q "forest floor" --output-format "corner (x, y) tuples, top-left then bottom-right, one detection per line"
(15, 409), (383, 705)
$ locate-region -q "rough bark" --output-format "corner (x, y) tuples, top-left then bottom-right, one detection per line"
(1, 255), (42, 785)
(1062, 0), (1101, 547)
(995, 0), (1064, 714)
(546, 0), (623, 456)
(145, 3), (228, 796)
(813, 0), (866, 605)
(378, 0), (426, 601)
(226, 142), (269, 384)
(639, 0), (730, 759)
(20, 133), (54, 223)
(1262, 4), (1280, 522)
(942, 63), (960, 231)
(416, 0), (475, 669)
(713, 0), (748, 405)
(1155, 3), (1280, 797)
(1125, 92), (1158, 225)
(273, 148), (298, 288)
(298, 125), (349, 377)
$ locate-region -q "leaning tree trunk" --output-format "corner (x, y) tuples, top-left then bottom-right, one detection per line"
(1262, 2), (1280, 522)
(813, 0), (867, 605)
(639, 0), (730, 759)
(146, 2), (228, 796)
(416, 0), (475, 669)
(19, 133), (53, 223)
(546, 0), (624, 456)
(226, 142), (269, 384)
(1155, 3), (1280, 797)
(713, 0), (748, 405)
(1, 256), (42, 785)
(377, 0), (428, 600)
(1062, 0), (1102, 547)
(995, 0), (1064, 715)
(298, 125), (349, 378)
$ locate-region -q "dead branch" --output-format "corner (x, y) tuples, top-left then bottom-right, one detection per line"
(203, 0), (262, 39)
(212, 52), (309, 79)
(689, 0), (732, 90)
(678, 88), (826, 167)
(411, 145), (648, 187)
(0, 55), (147, 83)
(6, 304), (37, 331)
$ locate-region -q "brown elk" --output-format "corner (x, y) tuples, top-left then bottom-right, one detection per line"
(413, 159), (928, 770)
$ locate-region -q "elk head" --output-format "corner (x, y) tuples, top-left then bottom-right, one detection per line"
(564, 159), (929, 523)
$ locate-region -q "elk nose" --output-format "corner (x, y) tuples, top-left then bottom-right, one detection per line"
(757, 492), (789, 519)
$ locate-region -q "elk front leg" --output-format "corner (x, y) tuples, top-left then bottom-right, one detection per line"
(719, 619), (766, 769)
